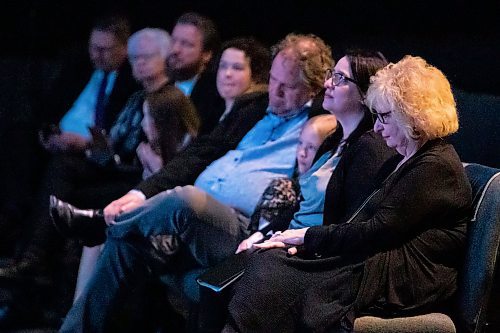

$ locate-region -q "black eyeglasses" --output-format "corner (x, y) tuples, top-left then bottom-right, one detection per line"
(324, 69), (359, 86)
(369, 108), (392, 124)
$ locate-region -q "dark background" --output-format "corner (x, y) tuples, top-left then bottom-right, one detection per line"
(1, 0), (499, 94)
(0, 2), (498, 330)
(0, 0), (498, 187)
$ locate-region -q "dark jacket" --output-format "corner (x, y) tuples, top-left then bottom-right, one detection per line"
(304, 139), (472, 326)
(190, 70), (225, 135)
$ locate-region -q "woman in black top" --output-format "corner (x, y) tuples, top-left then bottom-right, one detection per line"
(224, 56), (472, 332)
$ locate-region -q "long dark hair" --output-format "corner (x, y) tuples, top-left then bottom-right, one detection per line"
(346, 49), (388, 96)
(316, 50), (389, 159)
(145, 85), (200, 163)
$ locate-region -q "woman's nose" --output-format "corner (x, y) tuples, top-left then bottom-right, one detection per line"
(324, 78), (334, 89)
(373, 119), (383, 133)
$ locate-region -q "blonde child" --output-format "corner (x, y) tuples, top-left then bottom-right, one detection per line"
(237, 114), (337, 252)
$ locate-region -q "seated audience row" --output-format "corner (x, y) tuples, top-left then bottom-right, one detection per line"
(0, 10), (473, 333)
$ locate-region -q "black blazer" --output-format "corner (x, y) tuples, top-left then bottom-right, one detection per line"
(190, 70), (225, 135)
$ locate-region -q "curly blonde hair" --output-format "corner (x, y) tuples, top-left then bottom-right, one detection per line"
(272, 34), (333, 96)
(366, 55), (458, 140)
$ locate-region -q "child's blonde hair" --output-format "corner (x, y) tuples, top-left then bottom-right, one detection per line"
(303, 114), (338, 141)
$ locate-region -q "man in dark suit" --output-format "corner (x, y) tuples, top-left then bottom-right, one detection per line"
(39, 15), (139, 153)
(167, 12), (225, 135)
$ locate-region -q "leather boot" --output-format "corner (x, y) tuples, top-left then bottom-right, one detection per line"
(49, 195), (107, 247)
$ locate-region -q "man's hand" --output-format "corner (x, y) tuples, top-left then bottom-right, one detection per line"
(39, 132), (88, 153)
(84, 126), (116, 167)
(103, 192), (145, 225)
(253, 228), (309, 256)
(235, 232), (264, 254)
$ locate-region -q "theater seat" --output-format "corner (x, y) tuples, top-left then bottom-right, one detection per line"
(354, 163), (500, 333)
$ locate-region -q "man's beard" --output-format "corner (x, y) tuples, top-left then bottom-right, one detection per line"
(167, 58), (204, 82)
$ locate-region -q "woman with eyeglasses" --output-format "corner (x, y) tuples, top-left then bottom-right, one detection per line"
(222, 55), (472, 332)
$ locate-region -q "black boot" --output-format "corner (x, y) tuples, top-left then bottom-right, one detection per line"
(49, 195), (107, 247)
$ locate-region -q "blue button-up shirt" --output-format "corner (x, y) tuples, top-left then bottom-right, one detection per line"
(288, 149), (341, 229)
(59, 70), (117, 138)
(174, 75), (198, 96)
(252, 146), (343, 233)
(194, 104), (310, 217)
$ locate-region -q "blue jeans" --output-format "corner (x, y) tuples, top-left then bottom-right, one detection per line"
(60, 185), (250, 333)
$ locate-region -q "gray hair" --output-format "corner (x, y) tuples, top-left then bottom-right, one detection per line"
(128, 28), (171, 60)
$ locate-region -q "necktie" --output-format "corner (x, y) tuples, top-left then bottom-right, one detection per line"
(94, 72), (109, 129)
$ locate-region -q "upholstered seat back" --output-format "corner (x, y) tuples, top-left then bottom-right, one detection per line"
(458, 164), (500, 333)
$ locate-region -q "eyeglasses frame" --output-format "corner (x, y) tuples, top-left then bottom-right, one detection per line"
(324, 68), (359, 86)
(369, 108), (392, 124)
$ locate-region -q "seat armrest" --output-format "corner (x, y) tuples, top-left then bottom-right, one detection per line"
(354, 313), (456, 333)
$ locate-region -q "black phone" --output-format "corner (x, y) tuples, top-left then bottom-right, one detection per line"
(88, 126), (108, 148)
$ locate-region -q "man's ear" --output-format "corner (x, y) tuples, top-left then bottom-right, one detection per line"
(309, 89), (318, 99)
(201, 50), (213, 66)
